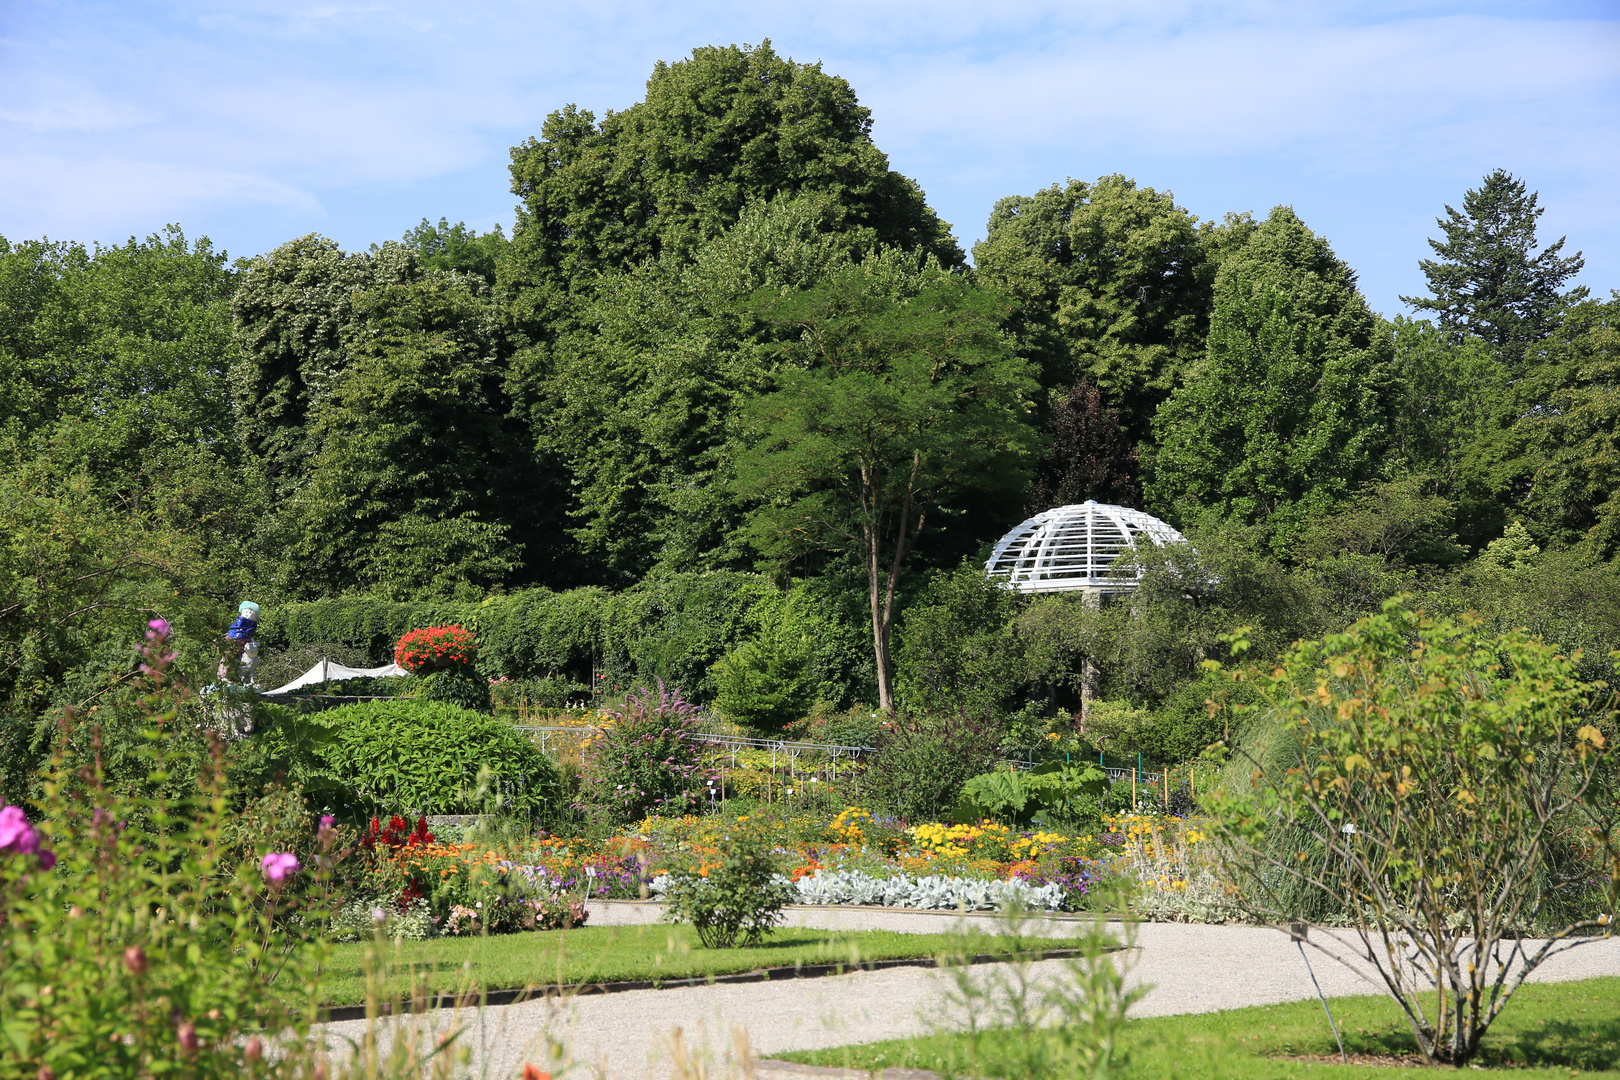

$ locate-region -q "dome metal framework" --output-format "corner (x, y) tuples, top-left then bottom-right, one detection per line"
(984, 501), (1188, 594)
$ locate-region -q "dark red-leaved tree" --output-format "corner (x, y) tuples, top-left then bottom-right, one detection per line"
(1027, 382), (1141, 512)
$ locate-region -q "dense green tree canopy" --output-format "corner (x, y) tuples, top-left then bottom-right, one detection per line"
(525, 195), (941, 582)
(230, 235), (418, 486)
(734, 270), (1038, 709)
(972, 175), (1214, 443)
(284, 275), (537, 598)
(1147, 206), (1394, 550)
(504, 40), (961, 338)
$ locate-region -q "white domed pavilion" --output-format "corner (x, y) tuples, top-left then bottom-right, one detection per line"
(984, 501), (1188, 594)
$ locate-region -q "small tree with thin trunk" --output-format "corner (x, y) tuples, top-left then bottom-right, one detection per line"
(734, 271), (1038, 712)
(1206, 599), (1619, 1066)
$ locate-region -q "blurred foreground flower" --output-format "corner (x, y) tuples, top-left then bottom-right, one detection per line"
(260, 852), (300, 883)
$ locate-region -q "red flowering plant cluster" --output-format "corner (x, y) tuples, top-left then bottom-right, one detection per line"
(359, 814), (437, 908)
(394, 625), (478, 673)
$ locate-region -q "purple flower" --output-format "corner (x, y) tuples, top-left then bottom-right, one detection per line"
(37, 850), (56, 871)
(0, 805), (41, 855)
(147, 619), (171, 638)
(261, 852), (300, 883)
(319, 815), (335, 832)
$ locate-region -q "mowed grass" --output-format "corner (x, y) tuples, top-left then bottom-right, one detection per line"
(780, 977), (1620, 1078)
(309, 924), (1087, 1007)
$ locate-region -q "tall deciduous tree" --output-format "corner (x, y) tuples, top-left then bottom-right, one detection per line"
(1147, 207), (1393, 551)
(1026, 382), (1141, 512)
(533, 195), (936, 582)
(503, 41), (961, 337)
(734, 273), (1038, 711)
(1402, 169), (1587, 367)
(972, 175), (1213, 444)
(229, 235), (417, 487)
(287, 276), (536, 598)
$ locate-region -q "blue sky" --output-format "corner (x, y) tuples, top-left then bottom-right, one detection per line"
(2, 1), (1616, 316)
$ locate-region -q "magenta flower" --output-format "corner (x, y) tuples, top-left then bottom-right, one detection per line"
(261, 852), (300, 883)
(319, 814), (335, 832)
(146, 619), (171, 637)
(0, 805), (41, 855)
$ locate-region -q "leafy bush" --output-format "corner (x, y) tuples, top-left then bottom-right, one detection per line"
(575, 683), (715, 829)
(489, 675), (592, 714)
(315, 699), (559, 820)
(895, 563), (1023, 718)
(712, 616), (814, 731)
(409, 666), (492, 713)
(0, 623), (330, 1078)
(856, 712), (1002, 823)
(951, 762), (1109, 827)
(658, 824), (795, 947)
(1209, 601), (1620, 1066)
(793, 703), (884, 747)
(393, 624), (478, 672)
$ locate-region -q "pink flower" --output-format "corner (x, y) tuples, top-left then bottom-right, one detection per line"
(147, 619), (171, 638)
(319, 814), (335, 832)
(261, 852), (300, 883)
(177, 1022), (198, 1054)
(0, 805), (40, 854)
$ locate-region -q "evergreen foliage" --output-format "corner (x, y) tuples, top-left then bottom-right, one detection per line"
(1402, 168), (1588, 366)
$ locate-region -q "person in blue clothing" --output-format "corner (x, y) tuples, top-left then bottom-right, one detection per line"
(219, 601), (262, 683)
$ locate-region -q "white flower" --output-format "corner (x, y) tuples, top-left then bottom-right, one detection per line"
(1342, 822), (1358, 835)
(370, 907), (387, 922)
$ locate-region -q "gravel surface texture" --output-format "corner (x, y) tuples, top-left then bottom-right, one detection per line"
(319, 903), (1620, 1080)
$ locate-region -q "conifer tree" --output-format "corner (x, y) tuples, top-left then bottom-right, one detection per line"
(1402, 169), (1587, 366)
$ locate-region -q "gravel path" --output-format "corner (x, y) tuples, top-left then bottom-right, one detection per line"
(321, 903), (1620, 1080)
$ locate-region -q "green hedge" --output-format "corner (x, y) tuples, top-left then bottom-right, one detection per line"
(313, 700), (559, 820)
(260, 572), (877, 708)
(257, 596), (471, 664)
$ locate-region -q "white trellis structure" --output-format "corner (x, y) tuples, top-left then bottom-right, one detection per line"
(984, 500), (1189, 594)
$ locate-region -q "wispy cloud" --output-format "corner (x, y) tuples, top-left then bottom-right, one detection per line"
(0, 0), (1614, 309)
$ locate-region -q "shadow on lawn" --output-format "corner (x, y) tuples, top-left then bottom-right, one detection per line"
(1491, 1016), (1620, 1072)
(1298, 1016), (1620, 1072)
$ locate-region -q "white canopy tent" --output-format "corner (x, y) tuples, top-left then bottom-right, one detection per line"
(263, 659), (409, 695)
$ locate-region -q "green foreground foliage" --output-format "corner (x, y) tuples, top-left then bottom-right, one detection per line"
(1209, 600), (1619, 1064)
(781, 977), (1620, 1078)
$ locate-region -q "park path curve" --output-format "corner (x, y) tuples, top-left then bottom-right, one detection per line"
(321, 901), (1620, 1080)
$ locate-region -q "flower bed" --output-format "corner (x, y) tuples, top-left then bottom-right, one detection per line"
(328, 807), (1220, 930)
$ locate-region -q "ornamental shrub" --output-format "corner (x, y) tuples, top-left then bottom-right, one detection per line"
(659, 823), (794, 947)
(393, 625), (478, 673)
(409, 666), (492, 713)
(1208, 601), (1620, 1066)
(575, 682), (714, 829)
(314, 699), (560, 821)
(856, 711), (1003, 823)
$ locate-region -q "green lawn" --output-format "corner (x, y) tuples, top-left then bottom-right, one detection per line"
(779, 977), (1620, 1078)
(309, 924), (1082, 1007)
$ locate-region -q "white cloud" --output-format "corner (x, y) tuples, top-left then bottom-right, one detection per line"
(0, 0), (1614, 308)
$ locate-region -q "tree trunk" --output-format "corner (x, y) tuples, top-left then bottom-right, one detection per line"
(869, 539), (896, 713)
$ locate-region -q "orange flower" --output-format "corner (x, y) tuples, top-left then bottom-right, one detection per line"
(523, 1066), (550, 1080)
